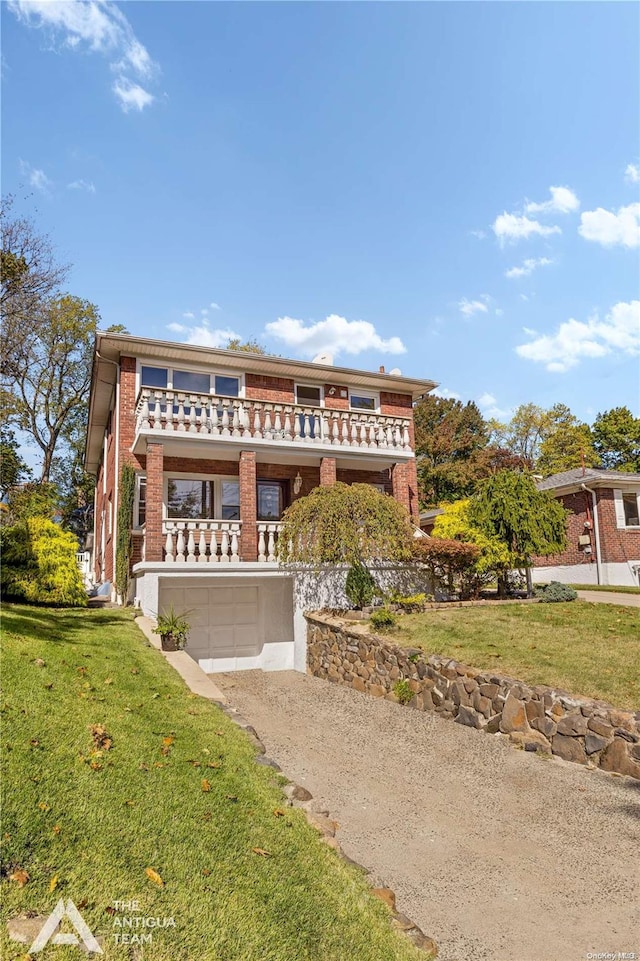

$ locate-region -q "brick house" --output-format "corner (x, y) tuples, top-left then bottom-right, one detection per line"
(531, 468), (640, 588)
(84, 332), (435, 670)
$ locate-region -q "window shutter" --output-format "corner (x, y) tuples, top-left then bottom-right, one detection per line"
(613, 489), (626, 528)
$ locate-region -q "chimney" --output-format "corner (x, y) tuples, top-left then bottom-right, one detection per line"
(379, 365), (385, 374)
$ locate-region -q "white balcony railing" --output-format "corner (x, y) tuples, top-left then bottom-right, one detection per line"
(163, 519), (242, 563)
(257, 522), (282, 562)
(135, 390), (411, 452)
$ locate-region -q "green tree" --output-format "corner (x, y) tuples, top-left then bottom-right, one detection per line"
(276, 483), (414, 564)
(537, 404), (600, 475)
(488, 403), (547, 465)
(3, 481), (58, 524)
(225, 337), (268, 354)
(0, 426), (31, 497)
(414, 395), (489, 505)
(431, 498), (512, 590)
(592, 406), (640, 472)
(469, 471), (568, 596)
(1, 516), (86, 607)
(4, 294), (99, 482)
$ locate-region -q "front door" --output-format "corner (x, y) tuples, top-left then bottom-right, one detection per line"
(257, 480), (289, 521)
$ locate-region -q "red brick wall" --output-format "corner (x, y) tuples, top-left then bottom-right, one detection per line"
(391, 462), (411, 515)
(320, 457), (337, 485)
(598, 488), (640, 563)
(337, 467), (391, 494)
(323, 385), (349, 410)
(532, 490), (597, 570)
(145, 443), (164, 562)
(239, 451), (258, 561)
(245, 373), (294, 403)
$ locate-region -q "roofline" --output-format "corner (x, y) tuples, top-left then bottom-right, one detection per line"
(540, 475), (640, 496)
(93, 331), (438, 399)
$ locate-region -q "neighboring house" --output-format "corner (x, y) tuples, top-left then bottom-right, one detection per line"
(532, 468), (640, 588)
(419, 508), (444, 534)
(84, 332), (435, 671)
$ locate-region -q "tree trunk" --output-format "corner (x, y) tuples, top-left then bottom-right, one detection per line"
(497, 573), (507, 599)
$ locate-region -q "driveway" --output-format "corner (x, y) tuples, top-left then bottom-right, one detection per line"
(576, 590), (640, 606)
(214, 670), (639, 961)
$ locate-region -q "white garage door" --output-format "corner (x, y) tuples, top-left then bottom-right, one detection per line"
(158, 576), (294, 671)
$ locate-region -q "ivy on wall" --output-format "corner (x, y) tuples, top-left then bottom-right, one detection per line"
(115, 463), (136, 603)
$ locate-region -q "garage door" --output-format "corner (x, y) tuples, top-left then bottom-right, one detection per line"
(158, 576), (294, 667)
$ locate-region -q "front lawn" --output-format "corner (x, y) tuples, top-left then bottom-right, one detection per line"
(393, 601), (640, 709)
(0, 605), (425, 961)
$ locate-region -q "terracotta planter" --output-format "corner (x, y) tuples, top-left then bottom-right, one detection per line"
(160, 634), (177, 652)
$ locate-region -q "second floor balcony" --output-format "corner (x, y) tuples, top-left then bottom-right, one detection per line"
(133, 389), (414, 460)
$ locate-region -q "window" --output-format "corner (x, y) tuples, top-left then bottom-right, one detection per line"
(167, 479), (215, 519)
(296, 384), (321, 406)
(221, 481), (240, 520)
(350, 393), (377, 411)
(137, 476), (147, 527)
(173, 369), (210, 393)
(215, 375), (239, 397)
(623, 493), (640, 527)
(141, 366), (168, 389)
(257, 481), (287, 521)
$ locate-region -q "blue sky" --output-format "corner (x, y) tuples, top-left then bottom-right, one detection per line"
(3, 0), (639, 428)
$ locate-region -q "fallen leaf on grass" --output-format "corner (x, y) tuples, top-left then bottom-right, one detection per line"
(9, 869), (30, 887)
(201, 779), (211, 792)
(124, 800), (136, 807)
(38, 802), (50, 812)
(207, 762), (221, 769)
(187, 760), (202, 768)
(90, 724), (113, 751)
(202, 812), (212, 821)
(153, 762), (166, 768)
(52, 825), (61, 835)
(151, 693), (160, 699)
(226, 795), (238, 803)
(145, 868), (164, 887)
(273, 809), (285, 818)
(105, 906), (116, 917)
(251, 848), (272, 858)
(201, 869), (211, 876)
(29, 739), (40, 747)
(49, 875), (59, 892)
(44, 683), (54, 690)
(34, 658), (46, 667)
(89, 761), (103, 771)
(131, 668), (140, 675)
(215, 731), (225, 737)
(162, 736), (174, 746)
(104, 678), (114, 686)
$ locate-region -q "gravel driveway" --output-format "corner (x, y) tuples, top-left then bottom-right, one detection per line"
(214, 670), (639, 961)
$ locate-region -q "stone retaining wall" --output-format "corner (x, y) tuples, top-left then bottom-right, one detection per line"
(305, 613), (640, 779)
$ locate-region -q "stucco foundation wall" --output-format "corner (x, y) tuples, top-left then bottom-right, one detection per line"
(532, 562), (640, 588)
(305, 613), (640, 779)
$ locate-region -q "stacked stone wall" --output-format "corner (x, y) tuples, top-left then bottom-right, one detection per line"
(305, 613), (640, 779)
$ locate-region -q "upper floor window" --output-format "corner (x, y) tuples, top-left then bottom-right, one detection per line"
(141, 366), (168, 389)
(350, 393), (377, 412)
(215, 375), (239, 397)
(140, 365), (240, 397)
(623, 493), (640, 527)
(174, 369), (210, 393)
(296, 384), (322, 406)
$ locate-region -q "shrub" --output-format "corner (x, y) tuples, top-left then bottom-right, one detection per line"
(345, 561), (377, 609)
(1, 517), (87, 606)
(536, 581), (578, 603)
(390, 592), (427, 612)
(369, 607), (397, 631)
(393, 679), (413, 705)
(276, 482), (414, 564)
(413, 537), (480, 598)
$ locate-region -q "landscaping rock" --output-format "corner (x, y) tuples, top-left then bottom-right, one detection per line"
(524, 699), (545, 723)
(351, 677), (366, 693)
(585, 732), (610, 755)
(371, 887), (396, 911)
(500, 694), (530, 734)
(600, 739), (640, 779)
(455, 705), (483, 729)
(531, 716), (557, 739)
(8, 915), (51, 944)
(485, 713), (502, 734)
(614, 729), (638, 743)
(307, 813), (338, 837)
(479, 683), (500, 699)
(369, 684), (387, 698)
(556, 713), (588, 737)
(509, 731), (551, 754)
(587, 717), (614, 738)
(551, 734), (587, 765)
(286, 784), (313, 802)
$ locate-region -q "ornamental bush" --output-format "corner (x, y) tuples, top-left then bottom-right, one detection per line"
(536, 581), (578, 603)
(369, 607), (397, 631)
(345, 561), (377, 609)
(413, 537), (480, 598)
(1, 517), (87, 607)
(276, 482), (414, 565)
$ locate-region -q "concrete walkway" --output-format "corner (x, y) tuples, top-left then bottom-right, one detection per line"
(214, 669), (639, 961)
(576, 590), (640, 606)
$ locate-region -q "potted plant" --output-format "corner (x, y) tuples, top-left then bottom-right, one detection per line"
(153, 605), (191, 651)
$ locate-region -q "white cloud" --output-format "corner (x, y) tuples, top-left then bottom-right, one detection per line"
(8, 0), (158, 112)
(112, 77), (154, 113)
(182, 312), (195, 320)
(505, 257), (553, 279)
(19, 159), (51, 192)
(516, 300), (640, 372)
(492, 212), (561, 245)
(166, 322), (186, 333)
(578, 203), (640, 248)
(469, 229), (487, 240)
(265, 314), (406, 358)
(67, 179), (96, 193)
(210, 302), (221, 311)
(624, 163), (640, 185)
(185, 326), (241, 349)
(477, 392), (512, 420)
(525, 186), (580, 215)
(458, 298), (489, 318)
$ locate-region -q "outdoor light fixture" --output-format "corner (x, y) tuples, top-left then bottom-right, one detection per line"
(293, 472), (303, 495)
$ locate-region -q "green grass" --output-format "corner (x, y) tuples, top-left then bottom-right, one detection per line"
(392, 601), (640, 710)
(0, 605), (426, 961)
(568, 583), (640, 595)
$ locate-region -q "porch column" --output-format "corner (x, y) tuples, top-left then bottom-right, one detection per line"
(406, 458), (420, 522)
(391, 462), (411, 515)
(320, 456), (337, 486)
(239, 451), (258, 561)
(145, 442), (164, 562)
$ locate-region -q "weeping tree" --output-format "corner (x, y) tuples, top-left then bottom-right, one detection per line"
(468, 471), (568, 597)
(276, 483), (414, 565)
